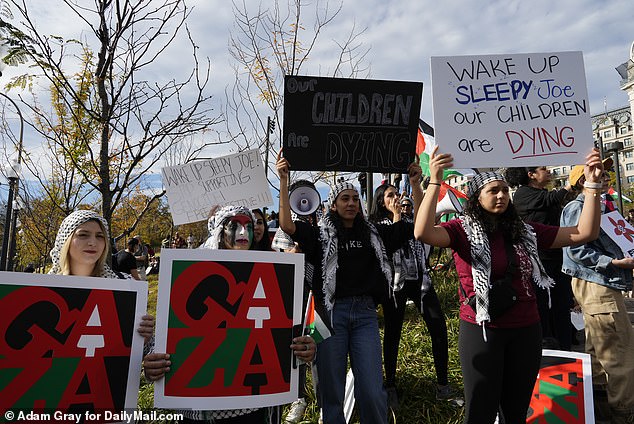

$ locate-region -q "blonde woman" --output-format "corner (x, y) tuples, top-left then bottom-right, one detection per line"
(49, 210), (154, 342)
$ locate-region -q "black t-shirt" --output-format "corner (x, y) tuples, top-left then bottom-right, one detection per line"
(115, 250), (137, 275)
(334, 227), (379, 298)
(290, 218), (413, 305)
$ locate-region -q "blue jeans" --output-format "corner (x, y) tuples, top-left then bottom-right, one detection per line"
(315, 296), (387, 424)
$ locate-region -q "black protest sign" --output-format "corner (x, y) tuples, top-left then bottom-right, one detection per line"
(283, 75), (423, 173)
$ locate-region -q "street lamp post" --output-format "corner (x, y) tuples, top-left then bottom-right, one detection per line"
(0, 92), (24, 271)
(605, 141), (625, 213)
(1, 161), (19, 270)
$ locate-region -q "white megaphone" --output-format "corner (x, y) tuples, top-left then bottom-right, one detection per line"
(436, 190), (463, 217)
(289, 180), (321, 216)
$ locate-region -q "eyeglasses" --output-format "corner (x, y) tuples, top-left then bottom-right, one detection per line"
(401, 203), (412, 208)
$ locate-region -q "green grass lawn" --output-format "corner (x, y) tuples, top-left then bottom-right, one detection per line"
(138, 266), (466, 423)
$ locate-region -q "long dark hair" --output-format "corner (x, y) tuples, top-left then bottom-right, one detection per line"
(251, 208), (272, 251)
(369, 183), (396, 223)
(463, 186), (526, 242)
(325, 209), (372, 252)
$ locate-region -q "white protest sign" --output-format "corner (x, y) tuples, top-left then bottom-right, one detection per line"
(600, 210), (634, 257)
(162, 149), (273, 225)
(431, 52), (593, 168)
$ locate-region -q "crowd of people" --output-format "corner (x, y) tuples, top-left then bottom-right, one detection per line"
(25, 142), (634, 424)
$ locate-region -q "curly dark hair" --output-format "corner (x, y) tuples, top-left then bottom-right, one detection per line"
(504, 167), (530, 188)
(369, 183), (397, 223)
(463, 187), (527, 242)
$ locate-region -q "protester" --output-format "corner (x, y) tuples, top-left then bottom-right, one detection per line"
(143, 205), (316, 424)
(627, 209), (634, 226)
(133, 235), (149, 280)
(504, 165), (574, 350)
(114, 237), (141, 280)
(252, 208), (273, 251)
(186, 232), (196, 249)
(271, 181), (323, 424)
(358, 172), (367, 199)
(171, 232), (187, 248)
(414, 147), (603, 424)
(277, 153), (423, 424)
(370, 186), (456, 410)
(49, 210), (154, 345)
(561, 164), (634, 423)
(268, 211), (279, 229)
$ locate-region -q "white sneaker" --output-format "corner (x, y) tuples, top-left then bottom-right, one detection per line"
(284, 398), (307, 424)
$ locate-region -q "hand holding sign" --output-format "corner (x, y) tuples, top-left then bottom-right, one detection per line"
(429, 146), (454, 184)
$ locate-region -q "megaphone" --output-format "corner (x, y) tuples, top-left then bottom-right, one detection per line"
(289, 180), (321, 216)
(436, 190), (463, 217)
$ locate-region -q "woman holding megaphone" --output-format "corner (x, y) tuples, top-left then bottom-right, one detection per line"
(414, 146), (603, 424)
(276, 151), (422, 424)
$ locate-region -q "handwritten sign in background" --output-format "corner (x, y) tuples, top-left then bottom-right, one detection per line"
(154, 249), (304, 410)
(431, 52), (593, 168)
(162, 149), (273, 226)
(283, 75), (423, 173)
(0, 272), (147, 416)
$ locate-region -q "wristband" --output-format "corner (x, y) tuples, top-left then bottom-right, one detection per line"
(428, 182), (441, 186)
(583, 181), (602, 189)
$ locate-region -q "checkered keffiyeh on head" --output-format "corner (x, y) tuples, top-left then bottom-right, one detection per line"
(48, 209), (117, 278)
(466, 171), (506, 197)
(327, 181), (358, 206)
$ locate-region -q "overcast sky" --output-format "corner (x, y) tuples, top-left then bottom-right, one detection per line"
(15, 0), (634, 122)
(2, 0), (633, 201)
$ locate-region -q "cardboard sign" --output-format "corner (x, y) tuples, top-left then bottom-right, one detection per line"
(0, 272), (148, 420)
(162, 149), (273, 225)
(283, 75), (423, 173)
(154, 249), (305, 410)
(528, 350), (594, 424)
(431, 52), (592, 168)
(601, 210), (634, 257)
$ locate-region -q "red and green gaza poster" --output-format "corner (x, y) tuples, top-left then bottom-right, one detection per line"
(154, 249), (304, 410)
(0, 272), (148, 419)
(528, 349), (594, 424)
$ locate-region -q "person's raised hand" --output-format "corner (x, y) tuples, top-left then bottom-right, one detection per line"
(429, 146), (453, 183)
(407, 154), (422, 183)
(583, 148), (603, 184)
(276, 150), (290, 181)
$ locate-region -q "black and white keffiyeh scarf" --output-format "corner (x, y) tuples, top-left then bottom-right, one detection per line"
(460, 214), (554, 325)
(319, 213), (392, 312)
(377, 216), (431, 302)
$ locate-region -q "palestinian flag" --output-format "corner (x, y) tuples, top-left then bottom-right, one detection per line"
(608, 187), (632, 203)
(303, 291), (333, 343)
(417, 119), (474, 180)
